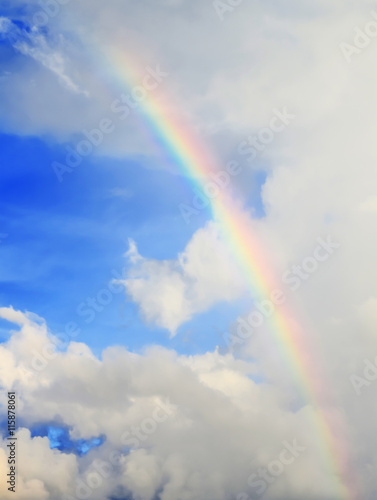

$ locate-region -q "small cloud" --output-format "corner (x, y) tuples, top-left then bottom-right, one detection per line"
(121, 223), (245, 335)
(124, 238), (142, 264)
(0, 16), (12, 34)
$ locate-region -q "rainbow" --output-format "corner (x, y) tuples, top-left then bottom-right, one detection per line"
(102, 46), (357, 499)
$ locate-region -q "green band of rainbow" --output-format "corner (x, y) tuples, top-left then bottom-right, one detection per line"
(103, 47), (357, 500)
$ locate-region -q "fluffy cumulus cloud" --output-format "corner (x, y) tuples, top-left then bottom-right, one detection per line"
(1, 0), (377, 499)
(0, 307), (369, 500)
(0, 429), (78, 500)
(121, 223), (246, 334)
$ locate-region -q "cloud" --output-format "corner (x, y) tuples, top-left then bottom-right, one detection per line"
(0, 307), (362, 500)
(1, 1), (377, 498)
(0, 16), (86, 95)
(121, 222), (246, 335)
(0, 0), (371, 160)
(0, 428), (78, 500)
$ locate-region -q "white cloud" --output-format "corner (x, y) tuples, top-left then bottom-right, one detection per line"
(0, 0), (371, 160)
(0, 308), (361, 500)
(121, 222), (246, 335)
(1, 1), (377, 498)
(0, 17), (86, 95)
(0, 428), (78, 500)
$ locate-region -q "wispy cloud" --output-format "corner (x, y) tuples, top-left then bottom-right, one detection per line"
(0, 16), (88, 95)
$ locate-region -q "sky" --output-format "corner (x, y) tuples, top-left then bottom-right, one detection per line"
(0, 1), (377, 499)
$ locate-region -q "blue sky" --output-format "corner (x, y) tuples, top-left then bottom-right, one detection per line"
(0, 128), (264, 356)
(1, 2), (375, 499)
(0, 101), (263, 458)
(0, 10), (268, 355)
(0, 126), (258, 455)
